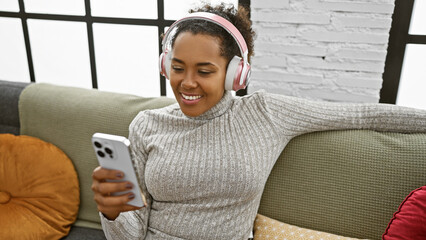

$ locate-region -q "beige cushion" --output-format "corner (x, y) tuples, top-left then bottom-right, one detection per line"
(254, 214), (364, 240)
(19, 83), (175, 229)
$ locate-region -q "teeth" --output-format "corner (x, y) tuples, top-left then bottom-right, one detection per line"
(182, 93), (201, 100)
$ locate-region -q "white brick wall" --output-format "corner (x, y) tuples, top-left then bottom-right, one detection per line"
(249, 0), (395, 103)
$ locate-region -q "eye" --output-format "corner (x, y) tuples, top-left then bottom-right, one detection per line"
(172, 66), (184, 72)
(198, 70), (213, 75)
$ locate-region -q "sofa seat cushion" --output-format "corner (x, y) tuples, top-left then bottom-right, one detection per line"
(382, 186), (426, 240)
(0, 134), (80, 239)
(254, 214), (363, 240)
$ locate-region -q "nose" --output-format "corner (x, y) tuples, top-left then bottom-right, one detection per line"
(180, 72), (198, 89)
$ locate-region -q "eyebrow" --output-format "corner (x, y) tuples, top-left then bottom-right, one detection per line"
(172, 58), (216, 67)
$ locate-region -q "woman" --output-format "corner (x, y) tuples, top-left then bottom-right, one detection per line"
(91, 3), (426, 240)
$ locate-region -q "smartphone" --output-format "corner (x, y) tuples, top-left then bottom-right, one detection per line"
(92, 133), (145, 207)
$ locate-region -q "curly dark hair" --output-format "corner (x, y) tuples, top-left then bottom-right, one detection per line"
(169, 3), (255, 63)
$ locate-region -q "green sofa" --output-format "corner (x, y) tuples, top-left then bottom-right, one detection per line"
(2, 80), (425, 239)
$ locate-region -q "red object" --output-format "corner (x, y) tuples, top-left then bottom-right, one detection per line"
(382, 186), (426, 240)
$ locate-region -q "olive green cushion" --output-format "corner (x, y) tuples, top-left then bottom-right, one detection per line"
(259, 130), (426, 240)
(19, 83), (175, 229)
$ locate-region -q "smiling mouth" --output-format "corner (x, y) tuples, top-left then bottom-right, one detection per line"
(181, 93), (202, 101)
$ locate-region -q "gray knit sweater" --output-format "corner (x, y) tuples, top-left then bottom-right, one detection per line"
(100, 90), (426, 240)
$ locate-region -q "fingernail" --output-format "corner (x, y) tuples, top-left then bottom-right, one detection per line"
(128, 193), (135, 199)
(116, 172), (123, 178)
(126, 183), (133, 189)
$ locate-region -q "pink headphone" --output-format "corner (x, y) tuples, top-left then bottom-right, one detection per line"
(159, 12), (251, 91)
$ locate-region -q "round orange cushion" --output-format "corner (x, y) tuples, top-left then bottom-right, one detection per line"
(0, 134), (80, 239)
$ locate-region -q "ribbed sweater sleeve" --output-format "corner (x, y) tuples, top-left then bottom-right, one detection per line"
(100, 113), (151, 240)
(261, 92), (426, 137)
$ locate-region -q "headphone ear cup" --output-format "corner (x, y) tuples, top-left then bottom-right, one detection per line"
(159, 52), (172, 79)
(225, 56), (242, 91)
(225, 56), (250, 91)
(159, 52), (167, 78)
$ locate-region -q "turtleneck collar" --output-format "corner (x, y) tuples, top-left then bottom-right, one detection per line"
(186, 91), (234, 120)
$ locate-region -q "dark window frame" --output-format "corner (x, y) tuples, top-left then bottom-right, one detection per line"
(4, 1), (425, 101)
(0, 0), (250, 96)
(381, 0), (426, 104)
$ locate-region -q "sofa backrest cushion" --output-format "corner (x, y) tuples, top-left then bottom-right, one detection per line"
(19, 83), (176, 229)
(0, 80), (30, 134)
(259, 130), (426, 240)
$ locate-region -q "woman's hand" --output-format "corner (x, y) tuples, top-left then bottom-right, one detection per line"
(91, 166), (143, 220)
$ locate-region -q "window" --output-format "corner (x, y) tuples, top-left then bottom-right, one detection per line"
(381, 0), (426, 110)
(0, 0), (249, 97)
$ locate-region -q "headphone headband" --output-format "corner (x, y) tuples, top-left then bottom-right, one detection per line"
(162, 12), (249, 65)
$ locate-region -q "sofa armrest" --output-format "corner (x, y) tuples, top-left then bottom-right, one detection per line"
(0, 80), (30, 134)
